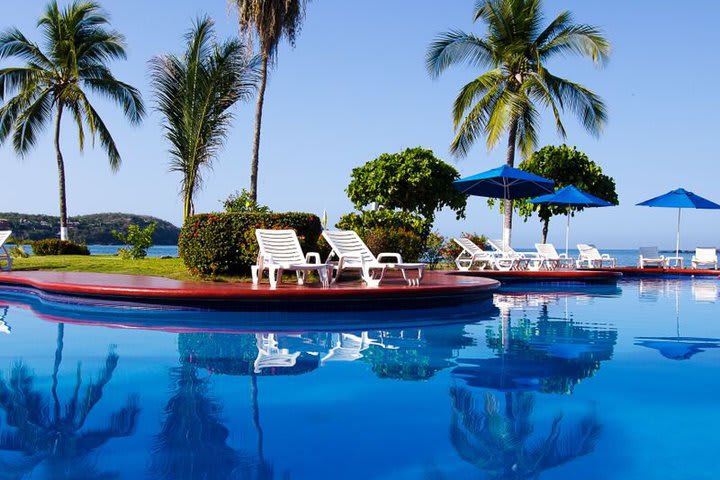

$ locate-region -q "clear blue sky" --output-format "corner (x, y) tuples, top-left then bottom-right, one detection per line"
(1, 0), (719, 249)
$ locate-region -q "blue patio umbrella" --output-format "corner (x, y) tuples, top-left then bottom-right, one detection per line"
(637, 188), (720, 262)
(454, 165), (554, 246)
(530, 185), (614, 256)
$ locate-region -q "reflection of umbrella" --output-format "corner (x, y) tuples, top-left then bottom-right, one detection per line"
(634, 337), (720, 360)
(637, 188), (720, 261)
(454, 165), (554, 246)
(530, 185), (614, 256)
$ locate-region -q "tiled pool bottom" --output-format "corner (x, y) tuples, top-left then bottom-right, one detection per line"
(0, 278), (717, 479)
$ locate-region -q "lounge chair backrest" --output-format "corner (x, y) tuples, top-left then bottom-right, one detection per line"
(0, 231), (11, 246)
(577, 244), (601, 259)
(536, 243), (559, 259)
(639, 246), (660, 258)
(322, 230), (376, 263)
(695, 247), (717, 261)
(454, 237), (484, 255)
(488, 238), (513, 254)
(255, 229), (305, 264)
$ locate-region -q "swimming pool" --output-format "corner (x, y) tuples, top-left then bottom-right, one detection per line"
(0, 278), (717, 479)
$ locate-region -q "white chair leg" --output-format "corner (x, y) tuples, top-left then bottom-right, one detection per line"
(296, 270), (305, 285)
(269, 267), (282, 288)
(251, 265), (260, 285)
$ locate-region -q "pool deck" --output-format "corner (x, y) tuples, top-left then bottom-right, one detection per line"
(594, 267), (720, 277)
(449, 269), (622, 283)
(0, 270), (499, 308)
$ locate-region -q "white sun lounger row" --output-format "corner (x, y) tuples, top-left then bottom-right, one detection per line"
(638, 246), (718, 269)
(252, 229), (426, 288)
(453, 238), (617, 271)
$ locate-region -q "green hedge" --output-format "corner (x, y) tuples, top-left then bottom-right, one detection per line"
(179, 212), (322, 276)
(32, 239), (90, 256)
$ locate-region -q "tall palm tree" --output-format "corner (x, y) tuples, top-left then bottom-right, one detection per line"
(150, 17), (258, 221)
(0, 1), (145, 241)
(0, 324), (140, 478)
(450, 388), (601, 479)
(233, 0), (308, 202)
(426, 0), (610, 244)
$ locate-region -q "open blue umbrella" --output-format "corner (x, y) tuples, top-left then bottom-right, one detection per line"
(454, 165), (554, 246)
(530, 185), (614, 256)
(637, 188), (720, 262)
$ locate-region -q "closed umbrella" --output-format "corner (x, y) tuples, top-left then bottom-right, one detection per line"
(637, 188), (720, 262)
(454, 165), (554, 246)
(529, 185), (614, 256)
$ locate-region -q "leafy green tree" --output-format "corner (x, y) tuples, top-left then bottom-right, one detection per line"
(0, 1), (145, 241)
(234, 0), (309, 202)
(223, 189), (271, 213)
(0, 324), (140, 479)
(347, 147), (466, 224)
(450, 388), (601, 480)
(517, 145), (618, 242)
(112, 222), (157, 259)
(426, 0), (610, 243)
(151, 18), (258, 222)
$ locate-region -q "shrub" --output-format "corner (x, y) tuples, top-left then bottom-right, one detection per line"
(113, 223), (157, 260)
(422, 231), (446, 269)
(223, 189), (271, 213)
(32, 239), (90, 256)
(336, 210), (430, 240)
(179, 212), (322, 276)
(361, 227), (424, 262)
(440, 233), (488, 262)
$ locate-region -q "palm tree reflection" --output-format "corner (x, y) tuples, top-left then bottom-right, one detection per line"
(450, 387), (600, 479)
(0, 324), (139, 479)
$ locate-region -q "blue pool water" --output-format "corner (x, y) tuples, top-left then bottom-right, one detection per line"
(0, 279), (718, 479)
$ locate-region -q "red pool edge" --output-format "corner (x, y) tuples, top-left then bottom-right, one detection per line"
(448, 269), (622, 283)
(0, 270), (500, 307)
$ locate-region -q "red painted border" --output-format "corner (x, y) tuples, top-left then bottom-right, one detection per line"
(449, 269), (622, 282)
(0, 270), (499, 304)
(595, 267), (720, 277)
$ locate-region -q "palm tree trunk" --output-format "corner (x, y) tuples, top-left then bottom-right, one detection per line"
(54, 104), (69, 241)
(51, 323), (64, 422)
(542, 218), (550, 243)
(503, 119), (518, 246)
(250, 372), (264, 462)
(249, 52), (269, 202)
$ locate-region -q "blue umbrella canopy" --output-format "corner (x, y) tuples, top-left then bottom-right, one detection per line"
(454, 165), (555, 199)
(530, 185), (613, 207)
(529, 185), (614, 256)
(454, 166), (554, 247)
(637, 188), (720, 262)
(637, 188), (720, 209)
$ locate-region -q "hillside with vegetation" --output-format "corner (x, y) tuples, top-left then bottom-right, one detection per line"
(0, 213), (180, 245)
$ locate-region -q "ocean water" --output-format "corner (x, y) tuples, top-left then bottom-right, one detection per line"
(0, 278), (717, 479)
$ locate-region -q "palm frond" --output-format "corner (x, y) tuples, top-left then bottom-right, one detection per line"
(539, 23), (610, 64)
(11, 88), (53, 155)
(542, 70), (607, 136)
(0, 28), (54, 70)
(426, 30), (493, 78)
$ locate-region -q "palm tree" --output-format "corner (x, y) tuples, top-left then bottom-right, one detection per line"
(0, 324), (140, 479)
(0, 1), (145, 241)
(233, 0), (308, 202)
(150, 17), (258, 221)
(426, 0), (610, 244)
(449, 387), (601, 479)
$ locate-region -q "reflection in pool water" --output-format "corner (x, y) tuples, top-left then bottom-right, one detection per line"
(0, 279), (718, 479)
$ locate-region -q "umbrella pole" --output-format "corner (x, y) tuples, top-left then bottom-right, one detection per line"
(565, 214), (570, 257)
(502, 185), (511, 247)
(676, 208), (681, 260)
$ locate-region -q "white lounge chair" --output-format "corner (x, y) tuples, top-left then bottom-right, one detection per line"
(452, 237), (495, 271)
(691, 248), (718, 269)
(253, 333), (300, 373)
(638, 247), (666, 269)
(535, 243), (574, 270)
(0, 230), (13, 272)
(576, 244), (616, 268)
(252, 229), (331, 288)
(322, 230), (425, 286)
(487, 239), (541, 271)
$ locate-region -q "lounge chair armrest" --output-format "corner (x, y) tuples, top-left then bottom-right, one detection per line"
(305, 252), (322, 264)
(377, 253), (403, 263)
(601, 254), (611, 259)
(558, 253), (569, 259)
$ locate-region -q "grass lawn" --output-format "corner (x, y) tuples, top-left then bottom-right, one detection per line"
(10, 255), (249, 282)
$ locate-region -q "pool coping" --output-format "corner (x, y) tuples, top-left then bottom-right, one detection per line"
(0, 270), (500, 308)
